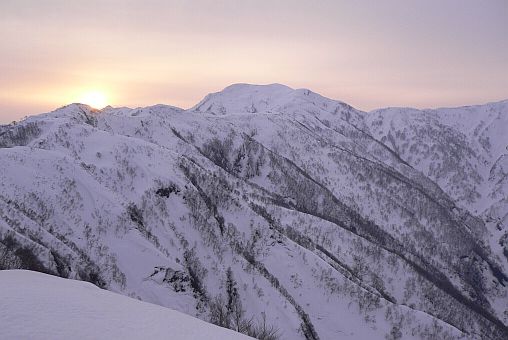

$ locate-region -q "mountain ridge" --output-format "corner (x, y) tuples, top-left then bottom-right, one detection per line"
(17, 83), (506, 122)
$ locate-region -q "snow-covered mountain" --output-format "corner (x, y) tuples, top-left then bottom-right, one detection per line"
(0, 270), (251, 340)
(0, 84), (507, 339)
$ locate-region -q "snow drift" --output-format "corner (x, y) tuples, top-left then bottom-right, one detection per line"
(0, 270), (251, 340)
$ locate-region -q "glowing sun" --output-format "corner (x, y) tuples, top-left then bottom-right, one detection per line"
(78, 91), (108, 109)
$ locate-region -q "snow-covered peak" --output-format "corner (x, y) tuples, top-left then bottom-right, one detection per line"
(27, 103), (99, 123)
(188, 83), (365, 130)
(191, 83), (294, 115)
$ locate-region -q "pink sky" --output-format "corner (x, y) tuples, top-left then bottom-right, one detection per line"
(1, 0), (507, 122)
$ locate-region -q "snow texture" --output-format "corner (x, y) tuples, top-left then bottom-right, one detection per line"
(0, 270), (251, 340)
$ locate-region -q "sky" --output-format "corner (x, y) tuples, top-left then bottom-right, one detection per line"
(0, 0), (507, 122)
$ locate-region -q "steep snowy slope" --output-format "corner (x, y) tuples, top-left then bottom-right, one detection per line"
(0, 84), (507, 339)
(366, 101), (508, 213)
(366, 101), (508, 291)
(0, 270), (251, 340)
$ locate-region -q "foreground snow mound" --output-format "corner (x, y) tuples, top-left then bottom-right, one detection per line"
(0, 270), (251, 340)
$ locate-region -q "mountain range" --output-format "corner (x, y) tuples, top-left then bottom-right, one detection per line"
(0, 84), (507, 339)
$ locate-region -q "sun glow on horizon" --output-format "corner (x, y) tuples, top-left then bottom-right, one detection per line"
(1, 1), (507, 123)
(78, 91), (108, 109)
